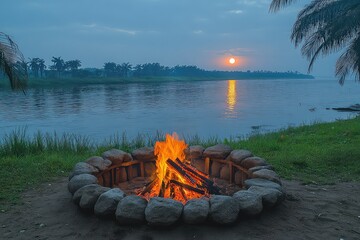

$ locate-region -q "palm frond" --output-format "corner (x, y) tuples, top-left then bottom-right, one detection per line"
(336, 36), (360, 85)
(270, 0), (299, 12)
(0, 32), (28, 90)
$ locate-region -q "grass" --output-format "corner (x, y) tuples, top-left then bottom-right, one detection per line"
(1, 117), (360, 206)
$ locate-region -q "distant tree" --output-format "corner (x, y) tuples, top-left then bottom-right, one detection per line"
(38, 58), (46, 78)
(28, 57), (40, 78)
(0, 32), (28, 89)
(120, 62), (132, 77)
(50, 56), (65, 78)
(65, 59), (81, 72)
(270, 0), (360, 84)
(103, 62), (117, 77)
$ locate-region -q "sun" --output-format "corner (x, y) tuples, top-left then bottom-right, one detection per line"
(229, 57), (236, 64)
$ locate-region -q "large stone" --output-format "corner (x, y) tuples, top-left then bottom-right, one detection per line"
(189, 145), (205, 159)
(182, 199), (209, 224)
(252, 169), (282, 185)
(69, 162), (99, 180)
(234, 171), (247, 185)
(227, 150), (253, 164)
(240, 156), (267, 169)
(220, 165), (230, 181)
(68, 173), (98, 194)
(209, 195), (239, 224)
(145, 197), (183, 226)
(248, 165), (274, 173)
(116, 195), (148, 224)
(79, 186), (110, 210)
(210, 161), (224, 177)
(233, 190), (263, 216)
(248, 186), (284, 208)
(94, 188), (126, 217)
(203, 144), (232, 159)
(244, 178), (283, 193)
(191, 158), (205, 173)
(73, 184), (101, 204)
(102, 149), (132, 165)
(85, 156), (112, 171)
(132, 147), (155, 161)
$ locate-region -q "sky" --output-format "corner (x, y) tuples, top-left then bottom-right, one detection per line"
(1, 0), (339, 77)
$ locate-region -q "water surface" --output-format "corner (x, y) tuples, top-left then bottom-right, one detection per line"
(0, 79), (358, 141)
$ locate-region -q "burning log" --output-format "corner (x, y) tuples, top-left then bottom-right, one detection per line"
(166, 159), (196, 185)
(169, 179), (205, 195)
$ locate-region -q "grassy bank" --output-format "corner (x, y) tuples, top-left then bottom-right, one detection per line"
(1, 117), (360, 205)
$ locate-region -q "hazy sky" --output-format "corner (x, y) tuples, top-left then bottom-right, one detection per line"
(1, 0), (339, 77)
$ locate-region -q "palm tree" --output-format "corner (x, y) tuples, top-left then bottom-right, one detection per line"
(38, 58), (46, 78)
(28, 57), (40, 78)
(0, 32), (28, 89)
(270, 0), (360, 84)
(65, 59), (81, 72)
(50, 56), (65, 78)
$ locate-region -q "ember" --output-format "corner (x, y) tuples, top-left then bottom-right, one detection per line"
(138, 133), (220, 203)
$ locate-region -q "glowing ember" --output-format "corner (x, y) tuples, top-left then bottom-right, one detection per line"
(139, 133), (219, 203)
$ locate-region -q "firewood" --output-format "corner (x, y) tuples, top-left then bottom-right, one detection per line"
(169, 180), (205, 195)
(140, 178), (157, 195)
(166, 159), (197, 185)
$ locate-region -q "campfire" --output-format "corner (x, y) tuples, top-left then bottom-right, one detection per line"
(138, 133), (220, 203)
(68, 132), (285, 225)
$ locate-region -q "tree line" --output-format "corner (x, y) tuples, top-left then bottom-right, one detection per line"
(26, 56), (313, 80)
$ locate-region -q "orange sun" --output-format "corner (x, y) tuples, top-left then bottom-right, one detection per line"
(229, 57), (236, 64)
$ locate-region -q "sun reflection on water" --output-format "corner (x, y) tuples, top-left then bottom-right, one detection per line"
(226, 80), (237, 117)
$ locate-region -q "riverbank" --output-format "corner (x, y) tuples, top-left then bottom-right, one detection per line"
(0, 75), (315, 89)
(1, 116), (359, 205)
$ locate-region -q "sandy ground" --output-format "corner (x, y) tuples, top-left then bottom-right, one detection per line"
(1, 178), (360, 240)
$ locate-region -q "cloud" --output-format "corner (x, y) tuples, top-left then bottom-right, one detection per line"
(81, 24), (137, 35)
(193, 30), (204, 34)
(228, 9), (244, 14)
(237, 0), (271, 8)
(209, 47), (255, 56)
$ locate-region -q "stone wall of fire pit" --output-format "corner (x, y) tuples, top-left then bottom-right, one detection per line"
(68, 144), (285, 226)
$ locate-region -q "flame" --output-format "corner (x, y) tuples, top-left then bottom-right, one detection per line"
(139, 132), (211, 203)
(154, 133), (187, 183)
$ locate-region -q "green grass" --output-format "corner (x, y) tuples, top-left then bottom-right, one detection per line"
(1, 117), (360, 206)
(228, 117), (360, 184)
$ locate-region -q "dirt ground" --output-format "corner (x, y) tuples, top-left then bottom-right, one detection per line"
(1, 178), (359, 240)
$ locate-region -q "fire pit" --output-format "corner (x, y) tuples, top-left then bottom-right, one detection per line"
(68, 133), (285, 226)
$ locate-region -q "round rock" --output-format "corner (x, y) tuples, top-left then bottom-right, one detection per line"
(233, 190), (263, 216)
(94, 188), (126, 217)
(252, 169), (282, 185)
(203, 144), (232, 159)
(244, 178), (283, 193)
(182, 198), (209, 224)
(227, 150), (253, 164)
(85, 156), (112, 171)
(79, 186), (110, 210)
(69, 162), (99, 180)
(189, 145), (205, 159)
(249, 165), (274, 173)
(145, 197), (183, 226)
(116, 195), (148, 224)
(68, 173), (98, 194)
(73, 184), (101, 204)
(240, 156), (267, 169)
(209, 195), (239, 224)
(102, 149), (132, 165)
(248, 186), (284, 208)
(131, 147), (155, 161)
